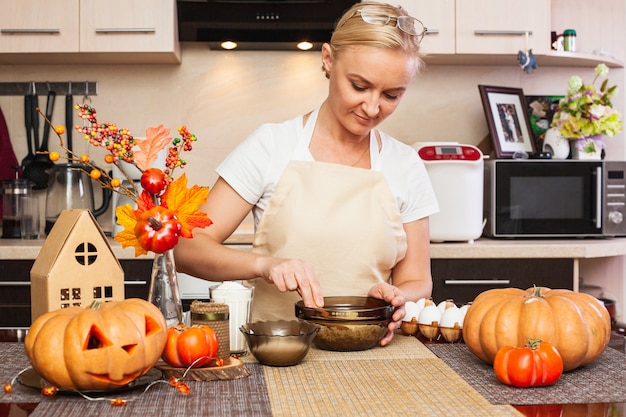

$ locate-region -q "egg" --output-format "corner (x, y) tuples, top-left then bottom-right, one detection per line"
(440, 305), (464, 329)
(417, 304), (441, 325)
(402, 301), (420, 322)
(437, 299), (457, 314)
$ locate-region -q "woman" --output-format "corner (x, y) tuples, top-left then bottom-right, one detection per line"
(175, 1), (438, 346)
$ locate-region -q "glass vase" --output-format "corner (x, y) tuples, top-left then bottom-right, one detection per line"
(148, 249), (184, 327)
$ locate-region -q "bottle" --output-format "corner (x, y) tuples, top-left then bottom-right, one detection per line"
(563, 29), (576, 52)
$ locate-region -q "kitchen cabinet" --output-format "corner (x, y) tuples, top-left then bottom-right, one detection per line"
(455, 0), (550, 55)
(0, 0), (79, 53)
(431, 258), (573, 305)
(430, 238), (626, 318)
(0, 0), (181, 64)
(399, 0), (624, 67)
(403, 0), (549, 57)
(0, 259), (152, 328)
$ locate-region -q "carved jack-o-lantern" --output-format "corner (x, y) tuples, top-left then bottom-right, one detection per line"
(24, 298), (168, 390)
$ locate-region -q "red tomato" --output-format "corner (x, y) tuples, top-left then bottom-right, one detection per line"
(141, 168), (167, 195)
(161, 324), (219, 368)
(135, 206), (182, 253)
(493, 339), (563, 388)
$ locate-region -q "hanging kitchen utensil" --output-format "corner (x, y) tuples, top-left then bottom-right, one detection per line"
(21, 94), (37, 170)
(23, 90), (56, 190)
(65, 84), (73, 157)
(31, 92), (40, 152)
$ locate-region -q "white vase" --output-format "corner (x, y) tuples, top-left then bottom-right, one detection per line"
(570, 137), (604, 160)
(542, 128), (570, 160)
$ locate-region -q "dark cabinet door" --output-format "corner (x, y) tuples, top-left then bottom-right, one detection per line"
(431, 258), (574, 305)
(0, 259), (153, 328)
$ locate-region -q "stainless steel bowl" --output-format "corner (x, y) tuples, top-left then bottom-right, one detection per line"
(240, 320), (320, 366)
(295, 296), (394, 351)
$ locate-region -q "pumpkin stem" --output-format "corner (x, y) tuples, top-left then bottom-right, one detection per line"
(529, 285), (544, 298)
(90, 300), (102, 310)
(148, 215), (163, 231)
(526, 339), (542, 349)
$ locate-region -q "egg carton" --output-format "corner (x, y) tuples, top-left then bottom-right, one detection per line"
(400, 298), (470, 343)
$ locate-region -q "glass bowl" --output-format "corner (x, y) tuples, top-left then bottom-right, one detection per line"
(239, 320), (320, 366)
(295, 296), (394, 351)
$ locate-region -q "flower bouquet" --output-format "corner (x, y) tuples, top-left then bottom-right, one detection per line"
(45, 105), (213, 324)
(551, 63), (623, 158)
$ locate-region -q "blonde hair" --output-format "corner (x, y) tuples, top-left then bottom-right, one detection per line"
(325, 1), (424, 77)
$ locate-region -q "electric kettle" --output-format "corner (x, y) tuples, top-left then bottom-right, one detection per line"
(44, 163), (111, 235)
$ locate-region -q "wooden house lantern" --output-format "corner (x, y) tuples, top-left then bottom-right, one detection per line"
(30, 209), (125, 322)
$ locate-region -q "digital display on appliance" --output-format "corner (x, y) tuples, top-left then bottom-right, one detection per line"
(438, 147), (460, 155)
(510, 176), (584, 219)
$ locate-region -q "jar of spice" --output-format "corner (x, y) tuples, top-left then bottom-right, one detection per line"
(563, 29), (576, 52)
(190, 301), (230, 360)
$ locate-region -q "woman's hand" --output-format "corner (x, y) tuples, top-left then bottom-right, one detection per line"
(368, 282), (407, 346)
(260, 257), (325, 308)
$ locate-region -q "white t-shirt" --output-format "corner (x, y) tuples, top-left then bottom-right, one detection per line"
(217, 111), (439, 228)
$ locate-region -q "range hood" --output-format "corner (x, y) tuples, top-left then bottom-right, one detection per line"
(176, 0), (356, 50)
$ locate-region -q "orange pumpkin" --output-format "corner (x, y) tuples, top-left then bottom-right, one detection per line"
(24, 298), (168, 390)
(462, 287), (611, 371)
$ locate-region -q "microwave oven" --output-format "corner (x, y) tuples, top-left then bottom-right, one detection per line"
(484, 160), (626, 238)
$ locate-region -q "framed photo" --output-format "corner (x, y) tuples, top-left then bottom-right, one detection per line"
(525, 95), (563, 149)
(478, 85), (537, 158)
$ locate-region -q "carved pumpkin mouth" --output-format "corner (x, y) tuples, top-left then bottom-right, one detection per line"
(87, 370), (143, 386)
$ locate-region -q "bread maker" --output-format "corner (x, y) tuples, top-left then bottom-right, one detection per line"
(414, 142), (484, 242)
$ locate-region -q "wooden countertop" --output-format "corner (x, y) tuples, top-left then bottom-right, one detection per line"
(428, 237), (626, 259)
(2, 235), (626, 261)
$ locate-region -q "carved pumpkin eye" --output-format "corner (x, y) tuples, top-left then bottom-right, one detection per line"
(145, 315), (162, 336)
(85, 325), (112, 350)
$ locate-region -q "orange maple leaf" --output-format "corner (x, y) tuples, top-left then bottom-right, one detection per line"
(136, 190), (157, 213)
(133, 125), (172, 171)
(161, 174), (213, 238)
(114, 204), (148, 256)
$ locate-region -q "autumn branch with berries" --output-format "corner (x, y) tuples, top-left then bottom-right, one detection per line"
(40, 105), (213, 256)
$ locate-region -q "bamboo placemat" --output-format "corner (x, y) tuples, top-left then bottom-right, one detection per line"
(259, 337), (521, 417)
(427, 342), (626, 405)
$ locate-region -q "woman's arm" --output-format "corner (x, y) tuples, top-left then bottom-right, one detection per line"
(174, 177), (324, 307)
(368, 217), (433, 345)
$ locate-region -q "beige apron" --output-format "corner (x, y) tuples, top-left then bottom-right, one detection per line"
(249, 111), (407, 321)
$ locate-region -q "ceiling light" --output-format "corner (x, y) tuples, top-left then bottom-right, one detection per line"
(220, 41), (238, 50)
(297, 41), (313, 51)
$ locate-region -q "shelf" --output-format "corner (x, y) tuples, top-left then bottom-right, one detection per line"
(423, 51), (624, 68)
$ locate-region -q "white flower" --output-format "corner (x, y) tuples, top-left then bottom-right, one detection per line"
(567, 76), (583, 95)
(589, 104), (607, 119)
(595, 63), (609, 78)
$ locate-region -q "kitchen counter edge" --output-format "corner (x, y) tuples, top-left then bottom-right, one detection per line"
(2, 235), (626, 260)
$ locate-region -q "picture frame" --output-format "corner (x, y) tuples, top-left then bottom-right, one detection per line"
(478, 85), (537, 158)
(525, 95), (564, 150)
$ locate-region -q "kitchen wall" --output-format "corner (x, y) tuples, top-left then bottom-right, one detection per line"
(2, 43), (624, 192)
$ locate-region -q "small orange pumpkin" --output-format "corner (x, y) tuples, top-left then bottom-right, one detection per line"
(24, 298), (168, 390)
(462, 287), (611, 371)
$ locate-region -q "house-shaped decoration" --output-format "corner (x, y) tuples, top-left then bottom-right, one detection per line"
(30, 209), (125, 322)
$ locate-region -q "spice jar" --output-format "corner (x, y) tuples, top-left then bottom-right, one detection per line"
(190, 301), (230, 360)
(563, 29), (576, 52)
